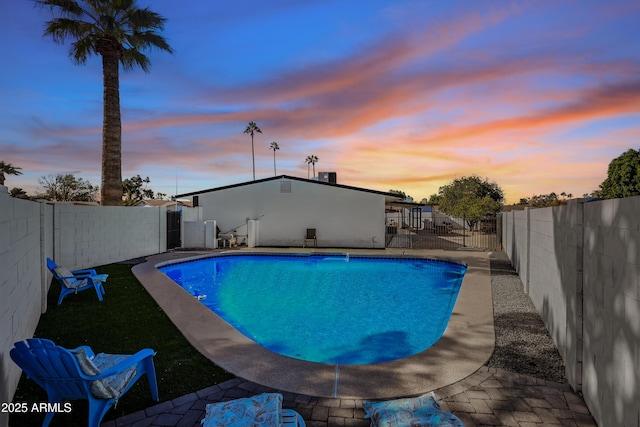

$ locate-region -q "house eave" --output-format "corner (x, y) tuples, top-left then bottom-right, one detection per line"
(175, 175), (403, 200)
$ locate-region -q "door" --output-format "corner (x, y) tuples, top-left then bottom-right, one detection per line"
(167, 210), (181, 249)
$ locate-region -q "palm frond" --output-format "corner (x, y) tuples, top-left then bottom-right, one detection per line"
(39, 0), (172, 71)
(127, 7), (168, 30)
(0, 162), (23, 176)
(126, 31), (173, 54)
(43, 17), (96, 44)
(120, 48), (150, 71)
(70, 36), (96, 64)
(35, 0), (84, 18)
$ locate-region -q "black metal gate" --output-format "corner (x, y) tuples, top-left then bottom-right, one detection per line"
(385, 209), (501, 251)
(167, 210), (181, 249)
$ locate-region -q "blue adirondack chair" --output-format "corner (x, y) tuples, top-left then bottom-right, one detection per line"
(46, 258), (107, 305)
(10, 338), (159, 427)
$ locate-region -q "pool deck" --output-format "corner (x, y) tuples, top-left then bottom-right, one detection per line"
(132, 248), (495, 399)
(113, 248), (597, 426)
(105, 367), (596, 427)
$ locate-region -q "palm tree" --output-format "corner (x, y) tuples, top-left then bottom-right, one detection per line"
(0, 161), (22, 186)
(36, 0), (173, 206)
(243, 121), (262, 180)
(269, 141), (280, 176)
(305, 155), (318, 179)
(10, 188), (29, 199)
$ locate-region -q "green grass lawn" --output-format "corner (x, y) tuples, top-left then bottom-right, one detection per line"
(10, 262), (235, 427)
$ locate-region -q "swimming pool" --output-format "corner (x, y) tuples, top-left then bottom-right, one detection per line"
(160, 253), (466, 365)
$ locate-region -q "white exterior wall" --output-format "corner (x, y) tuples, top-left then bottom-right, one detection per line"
(513, 209), (530, 290)
(527, 203), (583, 389)
(0, 188), (48, 427)
(582, 197), (640, 427)
(181, 206), (203, 223)
(501, 197), (640, 427)
(54, 204), (167, 269)
(180, 207), (209, 249)
(194, 179), (386, 248)
(0, 188), (168, 426)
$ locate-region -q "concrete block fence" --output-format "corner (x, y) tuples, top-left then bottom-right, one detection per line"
(0, 187), (166, 426)
(502, 196), (640, 427)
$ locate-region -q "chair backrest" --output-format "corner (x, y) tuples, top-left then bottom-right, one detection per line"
(46, 257), (58, 273)
(10, 339), (89, 400)
(306, 229), (316, 239)
(47, 258), (82, 289)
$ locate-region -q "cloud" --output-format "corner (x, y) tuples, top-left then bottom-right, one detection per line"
(3, 0), (638, 204)
(411, 80), (640, 148)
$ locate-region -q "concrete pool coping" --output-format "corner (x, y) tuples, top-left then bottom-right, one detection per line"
(132, 248), (494, 399)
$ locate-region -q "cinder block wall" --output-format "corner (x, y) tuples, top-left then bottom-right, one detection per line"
(0, 188), (49, 427)
(502, 196), (640, 427)
(528, 203), (583, 389)
(582, 197), (640, 427)
(0, 189), (167, 426)
(54, 204), (167, 269)
(512, 209), (530, 290)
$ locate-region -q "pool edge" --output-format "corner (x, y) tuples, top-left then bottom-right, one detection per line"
(132, 248), (494, 399)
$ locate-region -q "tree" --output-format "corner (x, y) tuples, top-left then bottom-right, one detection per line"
(243, 121), (262, 180)
(37, 174), (98, 202)
(305, 154), (318, 179)
(37, 0), (173, 206)
(598, 148), (640, 199)
(123, 174), (153, 204)
(519, 192), (573, 207)
(389, 189), (413, 201)
(269, 141), (280, 176)
(10, 188), (30, 199)
(0, 161), (23, 186)
(424, 193), (442, 205)
(438, 175), (504, 228)
(583, 190), (602, 199)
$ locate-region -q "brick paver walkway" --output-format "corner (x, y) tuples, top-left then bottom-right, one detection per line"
(104, 366), (596, 427)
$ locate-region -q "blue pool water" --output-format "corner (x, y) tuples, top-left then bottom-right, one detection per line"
(160, 253), (466, 364)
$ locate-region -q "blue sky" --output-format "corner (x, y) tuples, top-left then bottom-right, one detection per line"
(1, 0), (639, 203)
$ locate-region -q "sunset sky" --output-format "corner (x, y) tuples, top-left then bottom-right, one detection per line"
(1, 0), (639, 203)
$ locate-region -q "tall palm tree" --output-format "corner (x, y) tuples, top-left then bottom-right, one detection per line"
(36, 0), (173, 206)
(269, 141), (280, 176)
(0, 161), (22, 186)
(305, 155), (318, 179)
(243, 121), (262, 180)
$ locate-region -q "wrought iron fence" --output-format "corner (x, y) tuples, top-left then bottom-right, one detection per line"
(167, 210), (181, 249)
(384, 209), (501, 251)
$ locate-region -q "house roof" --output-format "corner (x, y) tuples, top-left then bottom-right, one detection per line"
(133, 199), (193, 208)
(386, 200), (426, 210)
(175, 175), (403, 202)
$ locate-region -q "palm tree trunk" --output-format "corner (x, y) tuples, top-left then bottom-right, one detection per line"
(273, 152), (276, 176)
(251, 136), (256, 180)
(101, 50), (123, 205)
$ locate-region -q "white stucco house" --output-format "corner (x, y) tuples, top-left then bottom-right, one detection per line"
(174, 175), (403, 249)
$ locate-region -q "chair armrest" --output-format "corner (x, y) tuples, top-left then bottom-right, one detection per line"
(72, 268), (98, 276)
(63, 273), (94, 280)
(92, 348), (156, 379)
